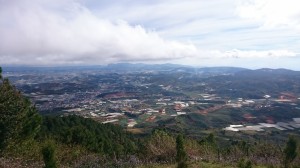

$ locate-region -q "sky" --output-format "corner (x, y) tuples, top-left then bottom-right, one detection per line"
(0, 0), (300, 69)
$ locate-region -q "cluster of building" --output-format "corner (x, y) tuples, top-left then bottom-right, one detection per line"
(224, 118), (300, 132)
(6, 71), (300, 131)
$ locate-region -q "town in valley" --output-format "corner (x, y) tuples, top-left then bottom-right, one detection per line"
(3, 64), (300, 139)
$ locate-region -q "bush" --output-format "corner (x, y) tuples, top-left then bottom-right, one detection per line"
(42, 142), (57, 168)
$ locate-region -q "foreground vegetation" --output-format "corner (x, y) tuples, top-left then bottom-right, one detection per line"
(1, 67), (300, 168)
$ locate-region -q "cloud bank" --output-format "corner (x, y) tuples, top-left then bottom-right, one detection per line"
(0, 0), (299, 66)
(0, 0), (198, 65)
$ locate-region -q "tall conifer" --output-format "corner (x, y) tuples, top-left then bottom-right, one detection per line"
(176, 134), (188, 168)
(0, 67), (41, 153)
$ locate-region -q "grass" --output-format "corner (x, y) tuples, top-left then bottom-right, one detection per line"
(138, 161), (269, 168)
(126, 128), (145, 134)
(138, 162), (229, 168)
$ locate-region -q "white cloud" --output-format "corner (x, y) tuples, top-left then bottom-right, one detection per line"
(237, 0), (300, 30)
(0, 0), (299, 67)
(0, 0), (198, 65)
(182, 49), (297, 60)
(214, 49), (298, 58)
(174, 49), (300, 69)
(91, 0), (300, 51)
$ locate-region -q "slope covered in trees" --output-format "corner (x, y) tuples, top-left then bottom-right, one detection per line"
(0, 67), (138, 167)
(39, 115), (137, 157)
(0, 67), (41, 153)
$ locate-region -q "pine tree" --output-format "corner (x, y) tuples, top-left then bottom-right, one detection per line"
(176, 134), (188, 168)
(0, 67), (42, 153)
(42, 142), (57, 168)
(283, 136), (297, 168)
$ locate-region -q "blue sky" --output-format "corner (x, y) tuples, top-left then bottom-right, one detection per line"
(0, 0), (300, 69)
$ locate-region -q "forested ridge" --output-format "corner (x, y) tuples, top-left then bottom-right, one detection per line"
(40, 115), (136, 156)
(1, 67), (300, 168)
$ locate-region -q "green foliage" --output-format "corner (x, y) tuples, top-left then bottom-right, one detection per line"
(283, 136), (297, 168)
(237, 158), (252, 168)
(0, 71), (42, 153)
(206, 133), (216, 144)
(39, 115), (136, 157)
(176, 134), (188, 168)
(199, 133), (218, 160)
(238, 140), (250, 157)
(145, 129), (176, 162)
(199, 133), (217, 146)
(42, 142), (57, 168)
